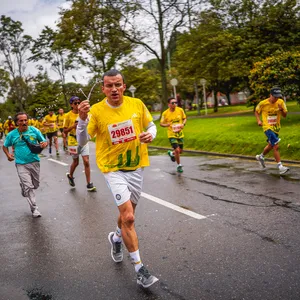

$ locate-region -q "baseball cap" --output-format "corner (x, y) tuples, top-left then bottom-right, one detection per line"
(270, 87), (282, 98)
(8, 116), (12, 119)
(69, 96), (80, 104)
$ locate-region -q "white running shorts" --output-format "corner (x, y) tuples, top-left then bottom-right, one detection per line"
(103, 168), (144, 206)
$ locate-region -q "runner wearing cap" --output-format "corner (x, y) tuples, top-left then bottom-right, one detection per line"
(64, 96), (96, 192)
(255, 86), (289, 174)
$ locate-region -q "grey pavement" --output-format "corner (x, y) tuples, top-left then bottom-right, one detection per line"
(0, 140), (300, 300)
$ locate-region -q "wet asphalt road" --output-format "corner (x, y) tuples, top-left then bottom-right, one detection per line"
(0, 140), (300, 300)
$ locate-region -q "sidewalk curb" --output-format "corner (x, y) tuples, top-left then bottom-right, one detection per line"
(149, 146), (300, 165)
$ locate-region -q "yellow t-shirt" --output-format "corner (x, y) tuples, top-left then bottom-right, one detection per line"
(161, 107), (186, 138)
(43, 114), (58, 133)
(0, 123), (3, 132)
(88, 96), (153, 173)
(64, 111), (78, 146)
(255, 98), (287, 133)
(57, 114), (65, 129)
(4, 120), (15, 134)
(36, 120), (46, 134)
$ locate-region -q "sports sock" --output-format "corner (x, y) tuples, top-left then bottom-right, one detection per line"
(130, 249), (143, 272)
(260, 153), (264, 158)
(113, 226), (122, 243)
(277, 162), (283, 168)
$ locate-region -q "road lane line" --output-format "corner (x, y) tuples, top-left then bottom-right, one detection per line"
(48, 158), (68, 166)
(141, 192), (207, 220)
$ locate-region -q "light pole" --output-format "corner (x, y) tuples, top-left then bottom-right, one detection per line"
(200, 78), (207, 115)
(129, 85), (136, 98)
(170, 78), (178, 99)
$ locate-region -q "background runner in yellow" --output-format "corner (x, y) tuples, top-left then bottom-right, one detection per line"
(255, 86), (289, 175)
(43, 110), (59, 155)
(160, 97), (187, 173)
(57, 108), (67, 151)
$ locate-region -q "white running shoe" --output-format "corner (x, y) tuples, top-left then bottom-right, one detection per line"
(32, 208), (42, 218)
(279, 165), (290, 175)
(255, 154), (266, 168)
(136, 266), (159, 288)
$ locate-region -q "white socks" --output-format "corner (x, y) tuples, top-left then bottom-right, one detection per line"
(113, 226), (122, 243)
(130, 249), (143, 272)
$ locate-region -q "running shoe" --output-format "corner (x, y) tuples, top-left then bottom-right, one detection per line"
(167, 150), (175, 162)
(279, 165), (290, 175)
(87, 182), (97, 192)
(255, 154), (266, 168)
(66, 173), (75, 187)
(108, 232), (123, 262)
(177, 165), (183, 173)
(32, 208), (42, 218)
(136, 266), (159, 288)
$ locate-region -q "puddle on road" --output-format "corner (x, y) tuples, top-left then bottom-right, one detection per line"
(27, 288), (53, 300)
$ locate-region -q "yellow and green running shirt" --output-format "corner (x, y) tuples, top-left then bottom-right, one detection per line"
(64, 111), (79, 146)
(57, 114), (65, 129)
(43, 114), (58, 133)
(161, 106), (186, 138)
(255, 98), (287, 133)
(88, 96), (153, 173)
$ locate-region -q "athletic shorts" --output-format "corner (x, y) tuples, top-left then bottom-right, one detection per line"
(58, 128), (64, 133)
(70, 143), (89, 158)
(264, 129), (281, 147)
(103, 168), (144, 206)
(169, 138), (184, 149)
(47, 131), (58, 139)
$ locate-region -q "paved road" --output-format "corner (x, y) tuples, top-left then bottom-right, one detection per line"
(0, 141), (300, 300)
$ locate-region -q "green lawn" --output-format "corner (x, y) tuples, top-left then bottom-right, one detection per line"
(152, 101), (300, 161)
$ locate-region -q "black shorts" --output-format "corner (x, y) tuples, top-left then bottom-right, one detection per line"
(47, 131), (58, 139)
(59, 128), (64, 133)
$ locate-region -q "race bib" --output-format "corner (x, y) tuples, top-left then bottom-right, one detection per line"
(267, 116), (277, 125)
(108, 119), (137, 145)
(172, 124), (182, 133)
(68, 146), (78, 155)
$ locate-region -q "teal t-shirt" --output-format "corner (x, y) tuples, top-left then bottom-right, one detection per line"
(4, 126), (46, 164)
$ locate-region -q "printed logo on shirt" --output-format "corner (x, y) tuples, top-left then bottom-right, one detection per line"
(116, 194), (121, 200)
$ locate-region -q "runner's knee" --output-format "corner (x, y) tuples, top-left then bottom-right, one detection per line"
(121, 212), (135, 227)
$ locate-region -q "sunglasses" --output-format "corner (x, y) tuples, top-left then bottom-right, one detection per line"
(73, 102), (81, 105)
(170, 102), (177, 105)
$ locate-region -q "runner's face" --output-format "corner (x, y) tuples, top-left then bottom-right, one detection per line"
(168, 99), (177, 111)
(17, 114), (28, 131)
(102, 74), (126, 106)
(270, 95), (279, 103)
(59, 109), (63, 114)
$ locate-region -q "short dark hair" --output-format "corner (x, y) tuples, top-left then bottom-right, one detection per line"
(102, 69), (125, 83)
(168, 97), (176, 103)
(14, 112), (29, 125)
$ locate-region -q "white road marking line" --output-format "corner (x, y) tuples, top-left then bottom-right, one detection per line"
(48, 158), (68, 166)
(141, 192), (207, 220)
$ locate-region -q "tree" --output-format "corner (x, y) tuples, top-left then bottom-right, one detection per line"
(0, 15), (32, 111)
(108, 0), (202, 111)
(249, 51), (300, 105)
(29, 26), (74, 109)
(57, 0), (132, 76)
(0, 68), (10, 98)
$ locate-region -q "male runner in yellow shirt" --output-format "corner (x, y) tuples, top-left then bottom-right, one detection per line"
(76, 69), (158, 288)
(160, 97), (187, 173)
(57, 108), (67, 151)
(255, 86), (289, 174)
(43, 110), (59, 156)
(64, 96), (96, 192)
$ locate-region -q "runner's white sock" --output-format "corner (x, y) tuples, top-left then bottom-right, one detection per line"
(130, 249), (143, 272)
(113, 226), (122, 243)
(277, 162), (283, 168)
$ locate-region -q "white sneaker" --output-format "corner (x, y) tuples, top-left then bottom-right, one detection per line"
(255, 154), (266, 168)
(32, 208), (42, 218)
(279, 165), (289, 175)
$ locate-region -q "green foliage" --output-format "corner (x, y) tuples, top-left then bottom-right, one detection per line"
(57, 0), (132, 75)
(249, 51), (300, 105)
(121, 65), (161, 106)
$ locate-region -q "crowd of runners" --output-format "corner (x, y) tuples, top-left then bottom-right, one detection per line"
(1, 70), (291, 288)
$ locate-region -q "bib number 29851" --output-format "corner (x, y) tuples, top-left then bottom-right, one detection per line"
(108, 120), (137, 145)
